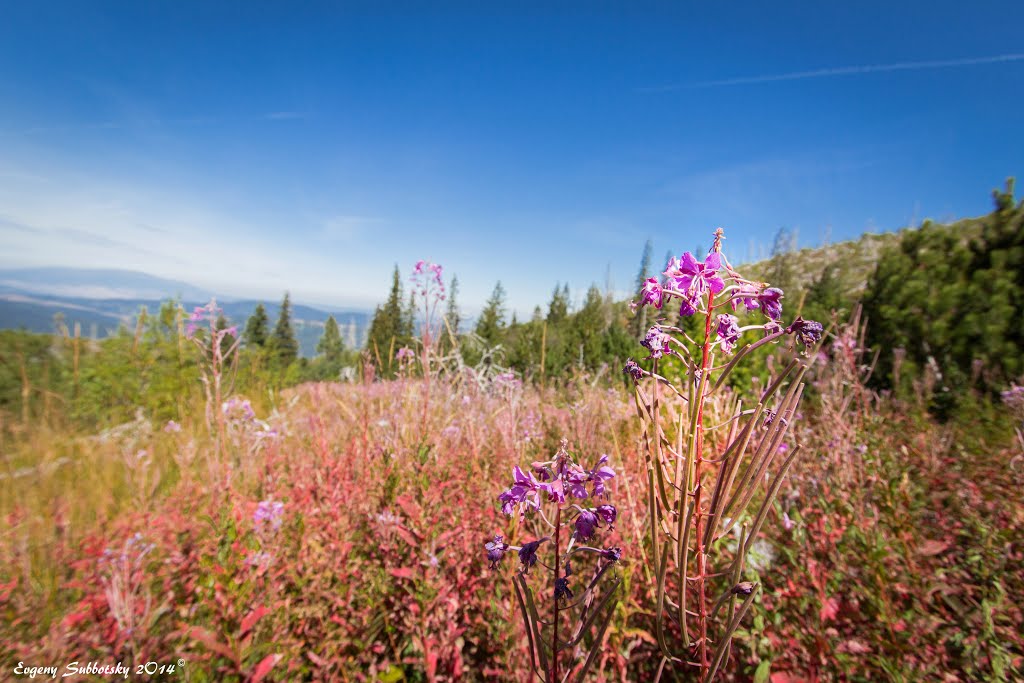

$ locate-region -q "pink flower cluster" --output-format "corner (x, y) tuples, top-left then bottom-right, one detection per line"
(412, 260), (446, 300)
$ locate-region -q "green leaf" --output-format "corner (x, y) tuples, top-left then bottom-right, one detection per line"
(753, 659), (771, 683)
(378, 665), (405, 682)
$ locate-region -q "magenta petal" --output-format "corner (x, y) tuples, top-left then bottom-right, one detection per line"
(704, 252), (721, 271)
(679, 252), (699, 273)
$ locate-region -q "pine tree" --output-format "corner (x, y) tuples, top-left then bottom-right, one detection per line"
(445, 275), (461, 340)
(317, 315), (345, 363)
(803, 263), (847, 324)
(476, 281), (507, 345)
(962, 178), (1024, 382)
(366, 265), (407, 374)
(270, 293), (299, 366)
(576, 284), (606, 368)
(547, 283), (569, 325)
(244, 303), (270, 348)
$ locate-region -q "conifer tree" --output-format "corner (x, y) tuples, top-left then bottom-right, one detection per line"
(445, 275), (461, 340)
(576, 284), (606, 368)
(476, 281), (507, 345)
(962, 178), (1024, 382)
(244, 303), (270, 348)
(803, 263), (846, 324)
(317, 315), (345, 364)
(366, 265), (407, 374)
(270, 293), (299, 366)
(547, 283), (569, 325)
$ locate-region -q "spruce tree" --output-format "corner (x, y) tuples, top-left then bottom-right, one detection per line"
(244, 303), (270, 348)
(270, 293), (299, 366)
(962, 178), (1024, 383)
(576, 284), (606, 368)
(547, 283), (568, 325)
(476, 281), (507, 346)
(317, 315), (345, 364)
(445, 275), (461, 340)
(366, 265), (407, 374)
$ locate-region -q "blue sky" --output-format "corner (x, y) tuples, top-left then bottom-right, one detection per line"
(1, 2), (1022, 315)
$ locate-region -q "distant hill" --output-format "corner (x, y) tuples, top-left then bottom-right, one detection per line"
(0, 268), (371, 356)
(0, 267), (213, 301)
(743, 231), (902, 297)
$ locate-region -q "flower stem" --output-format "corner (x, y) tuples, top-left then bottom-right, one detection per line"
(694, 229), (724, 680)
(552, 505), (562, 683)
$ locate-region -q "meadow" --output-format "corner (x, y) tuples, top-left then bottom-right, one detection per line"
(2, 284), (1022, 681)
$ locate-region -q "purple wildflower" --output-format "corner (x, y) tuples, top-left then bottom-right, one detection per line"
(564, 466), (590, 499)
(498, 465), (541, 517)
(789, 317), (824, 346)
(532, 464), (552, 482)
(678, 292), (699, 317)
(1002, 384), (1024, 411)
(574, 509), (599, 540)
(733, 284), (762, 312)
(638, 277), (664, 309)
(485, 535), (509, 569)
(759, 287), (784, 320)
(594, 504), (617, 528)
(664, 251), (725, 299)
(254, 499), (285, 531)
(554, 577), (573, 601)
(600, 547), (622, 563)
(641, 327), (674, 360)
(518, 538), (547, 572)
(588, 454), (616, 497)
(395, 346), (416, 362)
(623, 359), (644, 381)
(716, 314), (741, 353)
(538, 477), (567, 505)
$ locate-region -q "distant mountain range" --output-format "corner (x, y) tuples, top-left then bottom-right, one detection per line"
(0, 268), (371, 357)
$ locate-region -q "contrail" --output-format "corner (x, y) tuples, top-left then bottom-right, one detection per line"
(644, 53), (1024, 91)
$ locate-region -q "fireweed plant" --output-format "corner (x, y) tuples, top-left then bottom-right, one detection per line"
(488, 439), (623, 682)
(627, 229), (823, 681)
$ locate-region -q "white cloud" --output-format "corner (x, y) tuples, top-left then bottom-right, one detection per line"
(0, 159), (383, 308)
